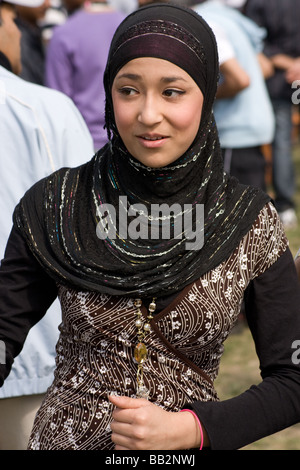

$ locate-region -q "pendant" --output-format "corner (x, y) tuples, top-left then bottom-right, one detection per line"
(136, 383), (150, 399)
(136, 362), (149, 399)
(133, 298), (156, 400)
(134, 342), (148, 364)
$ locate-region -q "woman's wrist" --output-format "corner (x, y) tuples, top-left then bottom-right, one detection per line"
(177, 409), (209, 450)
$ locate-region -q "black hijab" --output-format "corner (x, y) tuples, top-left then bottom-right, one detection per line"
(14, 3), (270, 297)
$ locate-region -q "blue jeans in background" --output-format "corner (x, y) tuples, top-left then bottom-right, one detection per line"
(271, 99), (295, 212)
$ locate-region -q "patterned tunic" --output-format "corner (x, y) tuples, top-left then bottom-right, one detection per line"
(27, 203), (287, 450)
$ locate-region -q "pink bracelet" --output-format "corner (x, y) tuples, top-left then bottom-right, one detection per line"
(180, 409), (204, 450)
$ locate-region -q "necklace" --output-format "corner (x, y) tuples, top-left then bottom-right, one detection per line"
(133, 298), (156, 399)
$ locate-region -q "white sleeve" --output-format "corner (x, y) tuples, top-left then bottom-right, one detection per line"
(207, 20), (235, 65)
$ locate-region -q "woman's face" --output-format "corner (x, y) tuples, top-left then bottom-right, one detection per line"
(112, 57), (204, 168)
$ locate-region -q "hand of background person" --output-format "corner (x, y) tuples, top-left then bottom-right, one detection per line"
(109, 394), (207, 450)
(285, 58), (300, 84)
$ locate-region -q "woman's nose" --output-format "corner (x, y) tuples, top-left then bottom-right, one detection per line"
(137, 95), (163, 126)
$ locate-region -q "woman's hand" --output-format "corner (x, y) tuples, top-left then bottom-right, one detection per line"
(109, 395), (205, 450)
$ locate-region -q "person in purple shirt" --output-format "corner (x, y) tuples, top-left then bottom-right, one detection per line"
(45, 0), (125, 150)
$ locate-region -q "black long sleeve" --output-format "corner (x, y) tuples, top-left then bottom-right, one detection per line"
(0, 226), (58, 385)
(188, 248), (300, 449)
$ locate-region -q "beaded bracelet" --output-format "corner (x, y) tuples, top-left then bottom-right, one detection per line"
(180, 409), (204, 450)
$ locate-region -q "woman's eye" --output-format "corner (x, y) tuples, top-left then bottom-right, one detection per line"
(119, 87), (138, 96)
(163, 89), (185, 98)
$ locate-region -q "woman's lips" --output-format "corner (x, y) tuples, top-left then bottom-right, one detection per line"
(137, 134), (169, 148)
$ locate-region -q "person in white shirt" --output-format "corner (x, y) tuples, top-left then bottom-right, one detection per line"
(193, 0), (275, 191)
(0, 0), (94, 449)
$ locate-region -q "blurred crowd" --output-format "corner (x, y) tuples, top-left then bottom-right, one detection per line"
(16, 0), (300, 228)
(0, 0), (300, 450)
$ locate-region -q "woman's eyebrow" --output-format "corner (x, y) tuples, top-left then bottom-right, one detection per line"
(115, 74), (188, 83)
(115, 73), (141, 81)
(161, 76), (188, 84)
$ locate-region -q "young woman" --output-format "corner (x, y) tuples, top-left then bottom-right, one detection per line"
(0, 3), (299, 450)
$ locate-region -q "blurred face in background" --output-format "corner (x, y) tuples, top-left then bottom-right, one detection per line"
(0, 2), (22, 75)
(62, 0), (85, 15)
(15, 0), (50, 25)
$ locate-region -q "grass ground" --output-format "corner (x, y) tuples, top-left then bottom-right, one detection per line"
(214, 136), (300, 450)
